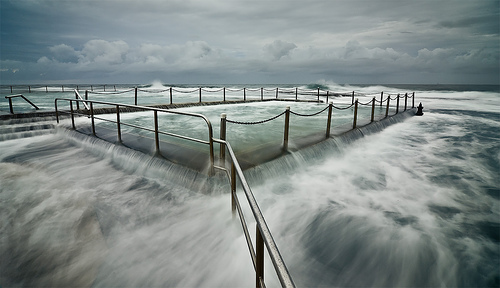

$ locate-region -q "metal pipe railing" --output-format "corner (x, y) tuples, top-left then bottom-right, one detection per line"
(5, 94), (39, 114)
(55, 98), (215, 172)
(214, 139), (296, 288)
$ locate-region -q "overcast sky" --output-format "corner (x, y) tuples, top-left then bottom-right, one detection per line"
(1, 0), (499, 85)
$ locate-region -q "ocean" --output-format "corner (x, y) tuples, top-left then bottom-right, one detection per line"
(0, 83), (499, 287)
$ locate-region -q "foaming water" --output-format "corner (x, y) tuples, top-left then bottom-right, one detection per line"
(0, 85), (499, 287)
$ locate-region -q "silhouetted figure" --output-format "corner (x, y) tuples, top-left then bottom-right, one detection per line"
(416, 102), (424, 116)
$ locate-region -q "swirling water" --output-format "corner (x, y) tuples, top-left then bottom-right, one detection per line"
(0, 84), (499, 287)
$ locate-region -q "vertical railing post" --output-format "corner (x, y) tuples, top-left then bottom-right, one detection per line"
(70, 100), (75, 129)
(220, 113), (226, 163)
(256, 226), (264, 288)
(91, 85), (93, 92)
(46, 86), (48, 93)
(326, 103), (332, 138)
(7, 97), (14, 114)
(85, 90), (88, 100)
(10, 86), (13, 93)
(396, 94), (400, 114)
(276, 87), (279, 99)
(283, 106), (290, 151)
(385, 96), (390, 117)
(199, 87), (202, 103)
(223, 87), (226, 102)
(90, 102), (95, 135)
(261, 87), (263, 100)
(134, 87), (138, 105)
(371, 97), (376, 122)
(351, 91), (355, 104)
(29, 86), (31, 93)
(295, 87), (298, 100)
(353, 99), (358, 129)
(114, 85), (116, 91)
(244, 88), (246, 101)
(75, 91), (80, 110)
(104, 85), (106, 92)
(412, 92), (415, 108)
(62, 85), (64, 92)
(380, 92), (383, 107)
(170, 87), (173, 104)
(404, 93), (408, 111)
(231, 162), (236, 216)
(326, 91), (329, 103)
(154, 110), (160, 153)
(116, 105), (122, 142)
(317, 87), (320, 102)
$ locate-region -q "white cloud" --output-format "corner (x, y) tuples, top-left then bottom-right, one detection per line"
(264, 40), (297, 61)
(79, 40), (129, 65)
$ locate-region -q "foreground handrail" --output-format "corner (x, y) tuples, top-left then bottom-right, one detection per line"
(74, 90), (90, 110)
(54, 98), (214, 171)
(5, 94), (39, 113)
(214, 138), (295, 288)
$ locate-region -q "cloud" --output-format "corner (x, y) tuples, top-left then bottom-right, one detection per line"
(49, 44), (79, 63)
(264, 40), (297, 61)
(79, 40), (129, 65)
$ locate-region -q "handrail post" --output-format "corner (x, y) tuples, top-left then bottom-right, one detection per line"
(404, 93), (408, 111)
(276, 87), (278, 99)
(75, 91), (80, 110)
(371, 97), (376, 122)
(46, 86), (48, 93)
(317, 87), (320, 102)
(283, 106), (290, 151)
(135, 87), (138, 105)
(55, 99), (59, 123)
(412, 92), (415, 108)
(295, 87), (298, 100)
(223, 87), (226, 102)
(244, 88), (246, 101)
(326, 91), (329, 103)
(170, 87), (173, 104)
(220, 113), (227, 163)
(62, 85), (64, 92)
(199, 87), (202, 103)
(385, 96), (390, 117)
(7, 97), (13, 114)
(70, 100), (75, 129)
(351, 91), (355, 104)
(326, 103), (332, 138)
(29, 86), (31, 93)
(85, 90), (88, 101)
(261, 87), (263, 100)
(116, 105), (122, 142)
(353, 99), (358, 129)
(90, 102), (95, 135)
(154, 110), (160, 153)
(256, 226), (264, 288)
(396, 94), (400, 114)
(231, 161), (236, 217)
(380, 92), (383, 107)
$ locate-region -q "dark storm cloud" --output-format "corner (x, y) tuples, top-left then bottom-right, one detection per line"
(1, 0), (498, 84)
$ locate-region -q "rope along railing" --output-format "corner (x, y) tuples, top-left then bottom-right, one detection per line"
(221, 92), (416, 151)
(54, 94), (295, 288)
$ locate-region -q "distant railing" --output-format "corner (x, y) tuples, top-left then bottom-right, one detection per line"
(54, 95), (295, 288)
(4, 94), (39, 114)
(220, 93), (416, 151)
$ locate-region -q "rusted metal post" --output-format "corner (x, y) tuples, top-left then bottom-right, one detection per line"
(256, 226), (264, 288)
(276, 87), (279, 99)
(283, 106), (290, 151)
(353, 99), (358, 129)
(351, 91), (355, 104)
(170, 87), (173, 104)
(380, 92), (383, 107)
(371, 97), (376, 122)
(134, 87), (138, 105)
(154, 110), (160, 153)
(385, 97), (390, 117)
(220, 113), (226, 162)
(85, 90), (88, 100)
(396, 94), (400, 114)
(412, 92), (415, 108)
(90, 102), (95, 135)
(326, 91), (329, 103)
(317, 87), (320, 102)
(295, 87), (298, 100)
(244, 88), (246, 101)
(70, 100), (75, 129)
(404, 93), (408, 111)
(116, 105), (122, 142)
(261, 88), (263, 100)
(223, 87), (226, 102)
(326, 103), (332, 138)
(199, 87), (202, 103)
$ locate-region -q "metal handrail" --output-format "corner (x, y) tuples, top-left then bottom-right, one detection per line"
(75, 90), (90, 110)
(214, 139), (295, 288)
(5, 94), (39, 113)
(54, 98), (215, 171)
